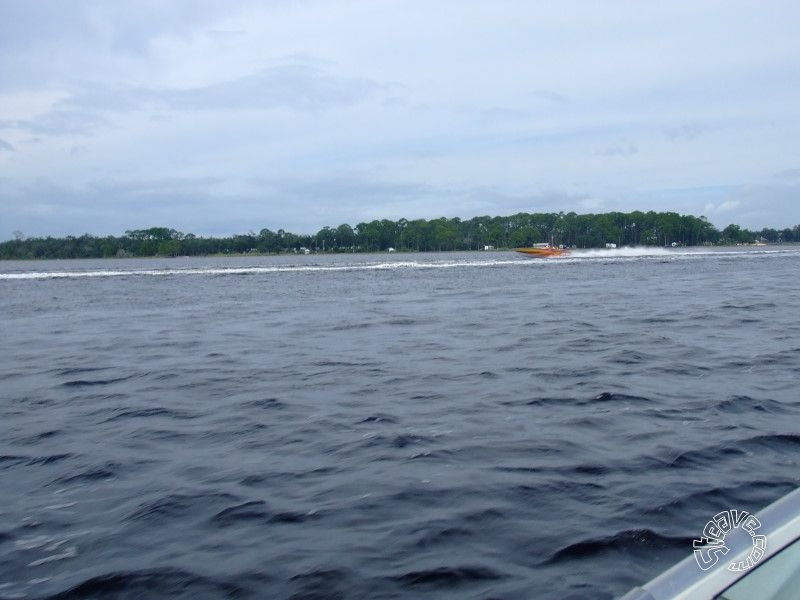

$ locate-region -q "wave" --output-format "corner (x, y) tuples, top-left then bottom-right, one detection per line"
(712, 395), (793, 414)
(524, 392), (653, 407)
(0, 453), (74, 469)
(642, 480), (797, 520)
(52, 464), (120, 485)
(390, 565), (503, 586)
(61, 375), (135, 387)
(102, 407), (198, 423)
(39, 568), (250, 600)
(543, 528), (691, 564)
(289, 567), (353, 598)
(211, 500), (316, 526)
(667, 433), (800, 469)
(126, 492), (239, 523)
(410, 524), (474, 549)
(239, 397), (289, 410)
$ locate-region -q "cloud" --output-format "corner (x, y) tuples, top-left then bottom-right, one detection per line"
(4, 171), (799, 241)
(0, 1), (243, 93)
(0, 174), (591, 239)
(578, 197), (608, 211)
(155, 65), (383, 111)
(723, 181), (800, 228)
(703, 200), (740, 215)
(529, 89), (569, 105)
(773, 167), (800, 181)
(0, 138), (14, 151)
(595, 143), (638, 157)
(203, 28), (246, 40)
(0, 1), (226, 53)
(0, 110), (108, 136)
(0, 176), (231, 238)
(665, 123), (713, 141)
(477, 106), (531, 121)
(0, 64), (384, 137)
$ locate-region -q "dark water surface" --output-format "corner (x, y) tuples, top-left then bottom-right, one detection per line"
(2, 247), (799, 599)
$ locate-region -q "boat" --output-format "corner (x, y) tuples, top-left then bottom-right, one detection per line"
(514, 243), (568, 258)
(620, 486), (800, 599)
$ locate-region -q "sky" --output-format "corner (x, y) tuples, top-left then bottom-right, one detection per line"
(1, 0), (799, 239)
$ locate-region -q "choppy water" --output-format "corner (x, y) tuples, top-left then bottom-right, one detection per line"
(1, 247), (799, 599)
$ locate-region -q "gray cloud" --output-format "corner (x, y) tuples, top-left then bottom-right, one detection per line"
(0, 138), (14, 151)
(0, 174), (590, 239)
(4, 172), (799, 241)
(529, 90), (569, 105)
(236, 178), (596, 229)
(0, 65), (383, 137)
(0, 176), (233, 238)
(0, 110), (108, 136)
(0, 1), (225, 52)
(477, 107), (531, 121)
(0, 1), (244, 92)
(723, 183), (800, 228)
(664, 123), (713, 141)
(157, 65), (382, 112)
(773, 167), (800, 182)
(595, 143), (638, 157)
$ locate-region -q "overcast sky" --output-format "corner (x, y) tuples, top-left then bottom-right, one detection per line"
(1, 1), (799, 238)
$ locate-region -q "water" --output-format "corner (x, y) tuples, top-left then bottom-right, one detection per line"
(1, 247), (799, 599)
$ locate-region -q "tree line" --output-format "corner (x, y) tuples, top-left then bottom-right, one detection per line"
(2, 211), (798, 259)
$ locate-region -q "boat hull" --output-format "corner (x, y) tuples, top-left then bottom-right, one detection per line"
(514, 247), (567, 257)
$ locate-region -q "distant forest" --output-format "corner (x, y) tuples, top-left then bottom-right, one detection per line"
(2, 211), (799, 259)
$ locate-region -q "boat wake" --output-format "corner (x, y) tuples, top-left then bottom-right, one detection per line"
(567, 246), (674, 259)
(0, 247), (795, 280)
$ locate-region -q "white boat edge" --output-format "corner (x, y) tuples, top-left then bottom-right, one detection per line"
(620, 486), (800, 599)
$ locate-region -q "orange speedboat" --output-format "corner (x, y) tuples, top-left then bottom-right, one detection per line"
(514, 243), (568, 258)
